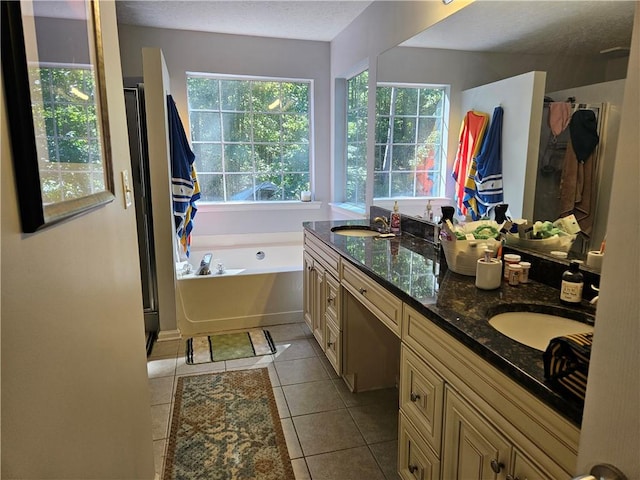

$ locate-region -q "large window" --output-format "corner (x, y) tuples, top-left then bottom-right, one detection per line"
(375, 85), (446, 198)
(345, 70), (368, 206)
(186, 74), (311, 202)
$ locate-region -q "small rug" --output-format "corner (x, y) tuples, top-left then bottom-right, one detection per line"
(163, 369), (295, 480)
(186, 329), (276, 364)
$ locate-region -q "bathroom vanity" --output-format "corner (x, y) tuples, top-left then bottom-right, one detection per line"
(303, 219), (594, 480)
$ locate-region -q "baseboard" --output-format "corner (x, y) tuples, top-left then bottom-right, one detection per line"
(157, 329), (182, 341)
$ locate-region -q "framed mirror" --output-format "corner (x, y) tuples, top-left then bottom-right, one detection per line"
(1, 0), (114, 233)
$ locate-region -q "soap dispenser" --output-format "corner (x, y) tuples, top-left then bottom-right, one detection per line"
(391, 201), (401, 234)
(424, 200), (433, 221)
(560, 261), (584, 305)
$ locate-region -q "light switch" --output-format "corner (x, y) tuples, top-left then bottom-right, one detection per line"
(121, 170), (133, 209)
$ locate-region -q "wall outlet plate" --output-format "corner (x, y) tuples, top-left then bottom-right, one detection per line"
(121, 170), (132, 209)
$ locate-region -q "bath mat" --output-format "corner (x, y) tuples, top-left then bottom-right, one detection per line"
(185, 329), (276, 364)
(163, 369), (294, 480)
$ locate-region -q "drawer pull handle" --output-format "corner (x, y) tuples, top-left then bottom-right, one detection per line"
(358, 288), (367, 295)
(327, 296), (334, 305)
(490, 459), (504, 474)
(410, 392), (421, 402)
(408, 464), (419, 474)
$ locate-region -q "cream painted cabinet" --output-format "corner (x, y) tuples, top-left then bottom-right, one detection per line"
(303, 233), (341, 374)
(401, 304), (579, 480)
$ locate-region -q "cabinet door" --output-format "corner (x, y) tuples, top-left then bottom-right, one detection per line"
(399, 412), (440, 480)
(325, 273), (340, 327)
(303, 251), (314, 331)
(442, 387), (511, 480)
(509, 448), (557, 480)
(325, 319), (341, 375)
(312, 265), (325, 347)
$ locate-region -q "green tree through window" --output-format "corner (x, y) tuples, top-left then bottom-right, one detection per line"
(186, 75), (311, 202)
(345, 70), (368, 206)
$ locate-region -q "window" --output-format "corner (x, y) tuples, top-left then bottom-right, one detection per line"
(345, 70), (368, 206)
(186, 74), (311, 202)
(375, 85), (447, 198)
(35, 65), (104, 204)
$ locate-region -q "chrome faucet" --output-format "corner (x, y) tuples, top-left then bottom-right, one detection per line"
(590, 285), (599, 305)
(373, 216), (390, 233)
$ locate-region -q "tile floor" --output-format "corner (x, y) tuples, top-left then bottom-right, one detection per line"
(148, 321), (400, 480)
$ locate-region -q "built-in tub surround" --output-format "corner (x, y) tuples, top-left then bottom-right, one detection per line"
(303, 220), (596, 425)
(176, 232), (303, 337)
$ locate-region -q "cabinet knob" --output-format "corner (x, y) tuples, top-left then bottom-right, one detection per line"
(410, 392), (421, 402)
(327, 296), (334, 305)
(506, 475), (519, 480)
(358, 287), (367, 295)
(408, 464), (419, 474)
(490, 459), (504, 474)
(327, 341), (334, 348)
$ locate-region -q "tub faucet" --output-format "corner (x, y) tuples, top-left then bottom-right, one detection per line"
(373, 216), (390, 233)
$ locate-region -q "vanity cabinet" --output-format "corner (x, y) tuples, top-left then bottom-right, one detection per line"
(401, 304), (579, 480)
(303, 233), (341, 374)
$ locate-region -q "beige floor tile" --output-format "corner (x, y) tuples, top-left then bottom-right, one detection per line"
(152, 439), (167, 478)
(147, 357), (177, 379)
(293, 409), (365, 456)
(282, 380), (344, 416)
(175, 357), (226, 376)
(273, 386), (291, 418)
(291, 458), (311, 480)
(273, 338), (317, 362)
(349, 402), (399, 444)
(281, 417), (303, 459)
(333, 381), (399, 408)
(148, 339), (181, 359)
(267, 323), (309, 342)
(149, 376), (174, 406)
(299, 322), (313, 338)
(150, 403), (172, 441)
(317, 352), (341, 379)
(267, 363), (281, 387)
(225, 353), (274, 370)
(305, 446), (386, 480)
(275, 357), (329, 385)
(369, 440), (400, 480)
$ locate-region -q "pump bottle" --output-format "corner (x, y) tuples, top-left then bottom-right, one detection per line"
(391, 201), (401, 234)
(560, 261), (584, 305)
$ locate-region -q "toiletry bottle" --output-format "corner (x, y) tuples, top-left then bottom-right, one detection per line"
(424, 200), (433, 221)
(560, 261), (584, 305)
(391, 201), (401, 234)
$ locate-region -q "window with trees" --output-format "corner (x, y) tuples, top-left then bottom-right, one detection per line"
(375, 85), (447, 198)
(186, 74), (311, 202)
(35, 66), (104, 204)
(345, 70), (369, 206)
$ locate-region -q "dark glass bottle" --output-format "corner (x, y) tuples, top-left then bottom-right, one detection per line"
(560, 261), (584, 305)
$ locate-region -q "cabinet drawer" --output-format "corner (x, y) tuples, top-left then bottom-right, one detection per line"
(325, 273), (340, 327)
(399, 412), (441, 480)
(342, 261), (402, 336)
(304, 233), (340, 277)
(400, 345), (444, 456)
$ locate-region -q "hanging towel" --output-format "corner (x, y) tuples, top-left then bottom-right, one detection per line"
(559, 139), (596, 235)
(472, 106), (504, 220)
(167, 94), (200, 257)
(569, 109), (599, 163)
(548, 102), (572, 137)
(452, 110), (489, 216)
(543, 331), (592, 403)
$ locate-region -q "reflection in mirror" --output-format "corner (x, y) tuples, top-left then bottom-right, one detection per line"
(375, 0), (635, 262)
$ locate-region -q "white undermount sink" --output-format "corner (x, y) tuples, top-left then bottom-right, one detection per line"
(489, 311), (594, 351)
(331, 225), (381, 237)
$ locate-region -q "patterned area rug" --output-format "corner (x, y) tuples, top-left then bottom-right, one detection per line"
(186, 329), (276, 364)
(163, 369), (294, 480)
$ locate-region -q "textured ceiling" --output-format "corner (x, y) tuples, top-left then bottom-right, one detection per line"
(402, 1), (636, 56)
(114, 1), (635, 56)
(115, 1), (373, 42)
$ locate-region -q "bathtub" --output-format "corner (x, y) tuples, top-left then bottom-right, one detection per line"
(176, 232), (303, 336)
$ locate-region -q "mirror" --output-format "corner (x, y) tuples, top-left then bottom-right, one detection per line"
(1, 0), (114, 233)
(375, 0), (635, 264)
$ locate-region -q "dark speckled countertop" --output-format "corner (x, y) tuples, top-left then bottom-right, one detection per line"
(304, 219), (596, 426)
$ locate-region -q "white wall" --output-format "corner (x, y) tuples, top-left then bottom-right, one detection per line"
(461, 71), (547, 220)
(118, 25), (334, 235)
(0, 2), (155, 478)
(577, 5), (639, 477)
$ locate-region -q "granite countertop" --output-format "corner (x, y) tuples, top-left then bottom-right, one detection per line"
(303, 219), (596, 426)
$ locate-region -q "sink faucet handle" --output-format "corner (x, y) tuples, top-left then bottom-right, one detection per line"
(373, 216), (390, 232)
